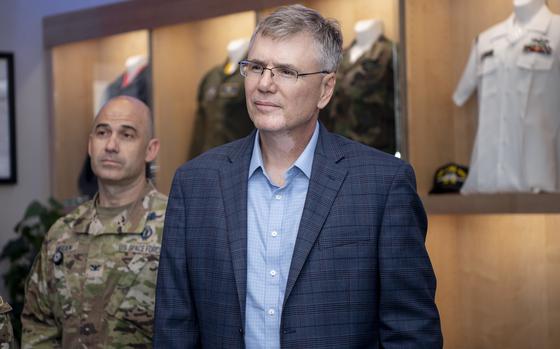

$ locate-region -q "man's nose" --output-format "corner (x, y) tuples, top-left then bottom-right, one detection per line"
(105, 135), (119, 152)
(257, 68), (276, 92)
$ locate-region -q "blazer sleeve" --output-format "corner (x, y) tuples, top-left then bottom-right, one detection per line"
(378, 163), (443, 348)
(154, 169), (200, 348)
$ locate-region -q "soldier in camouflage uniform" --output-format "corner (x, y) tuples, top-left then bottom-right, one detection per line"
(22, 96), (167, 348)
(320, 36), (396, 154)
(0, 297), (14, 349)
(189, 59), (255, 159)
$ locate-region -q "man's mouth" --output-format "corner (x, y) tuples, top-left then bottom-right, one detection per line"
(254, 100), (281, 111)
(100, 158), (122, 166)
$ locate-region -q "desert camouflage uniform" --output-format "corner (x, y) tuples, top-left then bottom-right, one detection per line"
(0, 297), (14, 349)
(321, 36), (396, 154)
(189, 60), (254, 159)
(21, 183), (167, 348)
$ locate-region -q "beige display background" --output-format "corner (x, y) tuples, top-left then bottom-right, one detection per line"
(151, 11), (256, 193)
(51, 30), (148, 200)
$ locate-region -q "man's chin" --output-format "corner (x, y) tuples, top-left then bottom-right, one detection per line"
(94, 169), (125, 184)
(251, 117), (286, 132)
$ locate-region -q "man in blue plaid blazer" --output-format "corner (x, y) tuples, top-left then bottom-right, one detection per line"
(154, 4), (442, 348)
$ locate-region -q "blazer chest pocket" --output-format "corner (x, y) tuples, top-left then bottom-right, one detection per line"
(318, 227), (371, 249)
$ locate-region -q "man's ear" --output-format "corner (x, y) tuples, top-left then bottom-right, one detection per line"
(87, 134), (93, 157)
(145, 138), (160, 163)
(317, 73), (336, 109)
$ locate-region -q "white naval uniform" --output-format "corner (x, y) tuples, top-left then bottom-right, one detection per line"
(453, 6), (560, 194)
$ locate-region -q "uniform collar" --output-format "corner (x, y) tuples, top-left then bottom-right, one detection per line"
(342, 36), (388, 68)
(493, 6), (553, 41)
(73, 181), (156, 235)
(518, 5), (553, 34)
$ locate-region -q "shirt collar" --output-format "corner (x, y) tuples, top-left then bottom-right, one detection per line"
(248, 122), (320, 179)
(503, 6), (553, 37)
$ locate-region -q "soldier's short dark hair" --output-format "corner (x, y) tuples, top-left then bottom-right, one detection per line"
(249, 4), (343, 72)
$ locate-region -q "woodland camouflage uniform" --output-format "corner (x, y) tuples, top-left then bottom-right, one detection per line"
(321, 36), (397, 154)
(189, 61), (254, 159)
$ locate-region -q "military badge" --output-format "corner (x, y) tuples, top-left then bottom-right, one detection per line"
(146, 211), (161, 221)
(141, 225), (153, 240)
(52, 250), (63, 265)
(524, 38), (552, 55)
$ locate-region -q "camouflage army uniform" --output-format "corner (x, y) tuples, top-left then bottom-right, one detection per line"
(22, 183), (167, 348)
(320, 36), (396, 154)
(0, 297), (14, 349)
(189, 60), (254, 159)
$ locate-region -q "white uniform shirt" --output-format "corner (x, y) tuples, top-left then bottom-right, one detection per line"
(453, 7), (560, 194)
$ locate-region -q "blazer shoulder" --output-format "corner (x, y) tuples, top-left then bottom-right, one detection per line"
(177, 134), (253, 174)
(332, 133), (406, 168)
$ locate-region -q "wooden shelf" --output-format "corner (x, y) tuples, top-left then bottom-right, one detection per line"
(422, 193), (560, 215)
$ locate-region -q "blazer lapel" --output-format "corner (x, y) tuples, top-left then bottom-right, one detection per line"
(284, 126), (347, 304)
(220, 132), (255, 327)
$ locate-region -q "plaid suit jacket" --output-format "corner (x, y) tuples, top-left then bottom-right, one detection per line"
(154, 124), (442, 348)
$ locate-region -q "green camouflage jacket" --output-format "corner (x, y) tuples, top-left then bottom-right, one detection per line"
(321, 36), (397, 154)
(0, 297), (14, 349)
(21, 183), (167, 348)
(189, 60), (254, 159)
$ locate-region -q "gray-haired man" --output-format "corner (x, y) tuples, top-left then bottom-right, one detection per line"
(154, 4), (442, 348)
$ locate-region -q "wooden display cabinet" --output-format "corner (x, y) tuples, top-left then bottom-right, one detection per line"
(46, 0), (403, 197)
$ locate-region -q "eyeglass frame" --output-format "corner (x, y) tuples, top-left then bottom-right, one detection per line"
(238, 60), (331, 81)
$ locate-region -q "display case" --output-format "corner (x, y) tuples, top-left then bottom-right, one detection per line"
(45, 0), (404, 199)
(50, 30), (149, 199)
(406, 0), (560, 212)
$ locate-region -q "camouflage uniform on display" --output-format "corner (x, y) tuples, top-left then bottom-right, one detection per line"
(321, 36), (396, 154)
(189, 60), (254, 159)
(21, 183), (167, 349)
(0, 297), (14, 349)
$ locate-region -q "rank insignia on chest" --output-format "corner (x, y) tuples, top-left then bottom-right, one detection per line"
(146, 211), (161, 221)
(524, 38), (552, 55)
(141, 225), (154, 240)
(52, 250), (63, 265)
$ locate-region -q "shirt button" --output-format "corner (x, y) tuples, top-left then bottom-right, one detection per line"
(275, 194), (282, 200)
(270, 270), (277, 277)
(268, 308), (275, 316)
(271, 231), (278, 237)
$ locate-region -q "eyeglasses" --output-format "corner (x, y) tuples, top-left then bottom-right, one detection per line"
(239, 60), (330, 83)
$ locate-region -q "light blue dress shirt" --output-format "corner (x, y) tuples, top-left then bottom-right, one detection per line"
(244, 122), (319, 349)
